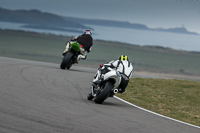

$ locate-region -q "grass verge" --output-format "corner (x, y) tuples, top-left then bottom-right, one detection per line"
(116, 78), (200, 126)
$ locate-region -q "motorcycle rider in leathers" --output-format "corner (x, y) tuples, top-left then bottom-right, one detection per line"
(99, 55), (134, 96)
(62, 29), (93, 62)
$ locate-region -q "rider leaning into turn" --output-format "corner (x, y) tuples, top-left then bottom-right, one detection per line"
(100, 55), (134, 96)
(63, 29), (93, 62)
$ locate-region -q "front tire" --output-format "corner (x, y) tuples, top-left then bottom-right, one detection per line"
(60, 52), (74, 69)
(94, 81), (114, 104)
(87, 92), (94, 100)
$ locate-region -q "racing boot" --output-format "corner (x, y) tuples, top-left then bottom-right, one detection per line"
(109, 91), (115, 97)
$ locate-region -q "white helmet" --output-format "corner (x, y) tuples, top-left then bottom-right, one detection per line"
(84, 29), (92, 35)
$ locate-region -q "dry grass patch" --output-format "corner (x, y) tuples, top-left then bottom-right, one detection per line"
(116, 78), (200, 126)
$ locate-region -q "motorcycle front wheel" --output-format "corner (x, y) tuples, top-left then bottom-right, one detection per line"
(94, 81), (114, 104)
(60, 52), (73, 69)
(87, 92), (94, 100)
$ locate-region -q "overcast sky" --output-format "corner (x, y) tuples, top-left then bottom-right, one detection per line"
(1, 0), (200, 33)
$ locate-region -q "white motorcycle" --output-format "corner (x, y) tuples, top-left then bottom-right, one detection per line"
(87, 65), (122, 104)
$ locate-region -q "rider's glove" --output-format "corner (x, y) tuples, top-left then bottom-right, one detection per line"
(98, 64), (103, 70)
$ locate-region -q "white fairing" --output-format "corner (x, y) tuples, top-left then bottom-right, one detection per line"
(93, 70), (101, 82)
(93, 68), (121, 87)
(112, 60), (133, 78)
(103, 70), (121, 87)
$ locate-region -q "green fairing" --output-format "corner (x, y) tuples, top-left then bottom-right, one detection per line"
(70, 42), (80, 52)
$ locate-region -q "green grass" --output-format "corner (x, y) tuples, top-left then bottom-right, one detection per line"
(1, 29), (200, 126)
(116, 78), (200, 126)
(89, 41), (200, 75)
(1, 29), (200, 76)
(0, 29), (69, 63)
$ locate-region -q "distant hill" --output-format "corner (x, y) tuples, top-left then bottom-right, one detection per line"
(64, 16), (149, 30)
(0, 7), (198, 35)
(64, 16), (199, 35)
(0, 7), (91, 30)
(153, 27), (198, 35)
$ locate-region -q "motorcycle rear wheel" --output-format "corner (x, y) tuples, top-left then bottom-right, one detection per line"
(60, 52), (73, 69)
(94, 81), (114, 104)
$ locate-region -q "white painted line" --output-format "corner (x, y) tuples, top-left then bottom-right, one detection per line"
(114, 96), (200, 129)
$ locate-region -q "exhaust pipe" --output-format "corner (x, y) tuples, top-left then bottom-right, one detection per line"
(113, 89), (118, 94)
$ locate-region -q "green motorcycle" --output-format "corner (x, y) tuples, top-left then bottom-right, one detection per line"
(60, 42), (81, 69)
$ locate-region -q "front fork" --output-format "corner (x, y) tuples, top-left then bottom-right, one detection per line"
(91, 83), (100, 97)
(91, 82), (118, 98)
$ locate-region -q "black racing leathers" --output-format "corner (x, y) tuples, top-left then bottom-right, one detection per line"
(71, 34), (93, 53)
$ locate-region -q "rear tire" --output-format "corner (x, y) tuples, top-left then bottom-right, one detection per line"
(60, 52), (73, 69)
(94, 81), (114, 104)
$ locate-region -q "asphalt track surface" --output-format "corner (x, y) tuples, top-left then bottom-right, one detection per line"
(0, 57), (199, 133)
